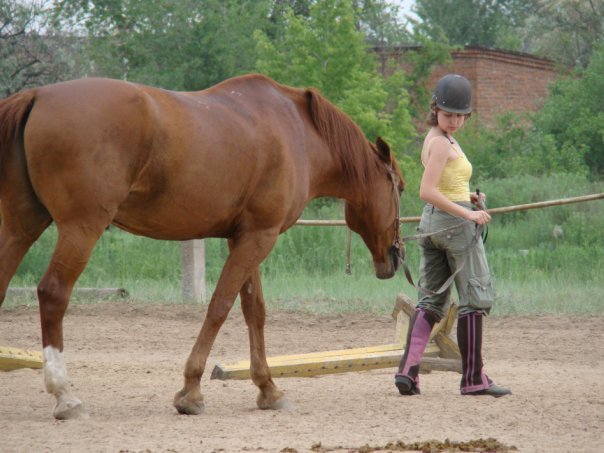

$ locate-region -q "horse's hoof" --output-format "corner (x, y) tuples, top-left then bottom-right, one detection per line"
(173, 389), (205, 415)
(174, 398), (205, 415)
(257, 390), (287, 410)
(53, 396), (88, 420)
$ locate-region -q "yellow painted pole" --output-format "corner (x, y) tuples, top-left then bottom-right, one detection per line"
(0, 346), (43, 371)
(210, 343), (442, 380)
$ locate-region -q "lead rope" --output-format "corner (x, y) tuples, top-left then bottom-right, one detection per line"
(345, 228), (352, 275)
(475, 188), (489, 244)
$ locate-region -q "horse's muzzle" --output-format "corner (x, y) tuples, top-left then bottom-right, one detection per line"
(375, 245), (401, 279)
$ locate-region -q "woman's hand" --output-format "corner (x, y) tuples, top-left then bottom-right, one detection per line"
(466, 209), (491, 224)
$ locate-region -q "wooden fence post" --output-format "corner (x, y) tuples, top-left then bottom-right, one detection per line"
(181, 240), (206, 303)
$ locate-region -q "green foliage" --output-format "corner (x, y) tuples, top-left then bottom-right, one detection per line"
(381, 66), (417, 162)
(53, 0), (269, 90)
(481, 173), (604, 315)
(457, 113), (588, 180)
(413, 0), (537, 49)
(254, 0), (415, 160)
(255, 1), (370, 96)
(180, 0), (271, 89)
(397, 24), (451, 121)
(12, 226), (182, 289)
(354, 0), (410, 47)
(534, 42), (604, 175)
(482, 172), (603, 228)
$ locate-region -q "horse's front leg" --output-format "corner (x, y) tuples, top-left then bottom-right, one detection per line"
(173, 229), (279, 415)
(240, 268), (285, 409)
(38, 222), (106, 420)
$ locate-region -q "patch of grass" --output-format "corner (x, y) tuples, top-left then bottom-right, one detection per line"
(491, 277), (604, 316)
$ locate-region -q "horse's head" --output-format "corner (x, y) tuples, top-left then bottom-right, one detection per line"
(345, 137), (405, 279)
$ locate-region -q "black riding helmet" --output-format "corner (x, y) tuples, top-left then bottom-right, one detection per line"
(432, 74), (472, 114)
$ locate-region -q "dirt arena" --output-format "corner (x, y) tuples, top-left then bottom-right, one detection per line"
(1, 301), (602, 452)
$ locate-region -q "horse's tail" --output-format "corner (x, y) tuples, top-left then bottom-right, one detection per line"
(0, 90), (37, 171)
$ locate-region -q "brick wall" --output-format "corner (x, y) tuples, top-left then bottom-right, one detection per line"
(377, 46), (558, 127)
(429, 47), (557, 125)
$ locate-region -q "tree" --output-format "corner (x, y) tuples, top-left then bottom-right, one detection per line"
(354, 0), (411, 47)
(177, 0), (271, 90)
(254, 0), (415, 161)
(413, 0), (538, 49)
(0, 0), (80, 97)
(522, 0), (604, 68)
(266, 0), (412, 46)
(399, 21), (451, 120)
(266, 0), (312, 40)
(534, 41), (604, 175)
(53, 0), (270, 90)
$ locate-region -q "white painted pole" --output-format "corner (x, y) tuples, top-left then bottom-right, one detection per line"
(181, 240), (206, 302)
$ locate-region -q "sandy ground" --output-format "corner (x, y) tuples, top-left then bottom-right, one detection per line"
(1, 301), (603, 453)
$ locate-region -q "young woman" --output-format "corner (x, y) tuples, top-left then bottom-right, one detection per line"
(395, 74), (511, 397)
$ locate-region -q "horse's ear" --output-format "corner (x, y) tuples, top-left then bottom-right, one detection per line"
(375, 137), (392, 163)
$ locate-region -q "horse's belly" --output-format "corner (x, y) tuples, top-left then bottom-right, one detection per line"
(112, 194), (237, 240)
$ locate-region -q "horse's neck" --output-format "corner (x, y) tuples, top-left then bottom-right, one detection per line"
(307, 146), (368, 204)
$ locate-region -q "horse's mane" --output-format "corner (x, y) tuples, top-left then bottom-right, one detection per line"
(305, 89), (379, 189)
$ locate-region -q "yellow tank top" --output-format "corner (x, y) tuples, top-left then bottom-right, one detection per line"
(423, 138), (472, 202)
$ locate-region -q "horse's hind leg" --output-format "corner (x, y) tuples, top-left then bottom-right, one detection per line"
(240, 268), (285, 409)
(38, 221), (107, 420)
(0, 188), (52, 306)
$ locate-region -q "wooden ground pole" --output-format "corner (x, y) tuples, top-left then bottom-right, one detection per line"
(0, 346), (43, 372)
(211, 293), (461, 380)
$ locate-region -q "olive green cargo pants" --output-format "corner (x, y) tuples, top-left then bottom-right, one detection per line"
(416, 202), (494, 319)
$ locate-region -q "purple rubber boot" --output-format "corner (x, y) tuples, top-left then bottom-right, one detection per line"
(458, 312), (511, 397)
(394, 309), (437, 395)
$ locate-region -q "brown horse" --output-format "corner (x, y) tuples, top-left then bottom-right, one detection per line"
(0, 74), (404, 419)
